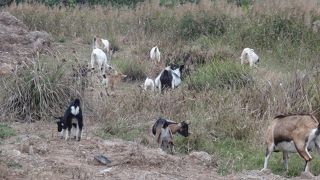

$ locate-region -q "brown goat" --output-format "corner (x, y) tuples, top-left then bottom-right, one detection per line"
(103, 71), (127, 96)
(262, 114), (320, 174)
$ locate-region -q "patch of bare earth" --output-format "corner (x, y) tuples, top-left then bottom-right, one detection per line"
(0, 11), (51, 68)
(0, 120), (219, 180)
(1, 120), (319, 180)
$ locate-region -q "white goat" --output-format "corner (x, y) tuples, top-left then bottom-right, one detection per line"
(93, 36), (114, 60)
(90, 48), (112, 77)
(262, 114), (320, 174)
(240, 48), (259, 67)
(150, 46), (161, 63)
(143, 77), (155, 91)
(91, 37), (112, 78)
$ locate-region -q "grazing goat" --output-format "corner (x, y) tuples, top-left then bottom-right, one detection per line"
(93, 36), (116, 60)
(152, 118), (191, 138)
(240, 48), (259, 67)
(90, 48), (112, 77)
(262, 114), (320, 174)
(59, 99), (83, 141)
(150, 46), (161, 63)
(102, 71), (127, 96)
(158, 121), (174, 154)
(142, 77), (155, 91)
(154, 65), (184, 93)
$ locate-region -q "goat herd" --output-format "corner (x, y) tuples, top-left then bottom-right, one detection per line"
(54, 36), (320, 176)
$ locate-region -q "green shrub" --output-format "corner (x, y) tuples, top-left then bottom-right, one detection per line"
(179, 13), (229, 40)
(144, 13), (178, 37)
(240, 16), (320, 49)
(0, 124), (16, 139)
(186, 61), (253, 91)
(115, 59), (147, 81)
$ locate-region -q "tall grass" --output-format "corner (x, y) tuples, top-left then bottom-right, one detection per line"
(0, 58), (81, 120)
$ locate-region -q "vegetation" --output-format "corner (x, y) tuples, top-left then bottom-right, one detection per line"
(2, 0), (320, 177)
(0, 124), (16, 139)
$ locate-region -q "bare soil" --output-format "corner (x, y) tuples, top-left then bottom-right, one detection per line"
(0, 11), (52, 66)
(0, 119), (314, 180)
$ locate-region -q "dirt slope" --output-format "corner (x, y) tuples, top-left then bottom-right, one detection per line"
(0, 11), (51, 66)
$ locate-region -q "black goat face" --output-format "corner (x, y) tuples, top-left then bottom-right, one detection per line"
(178, 121), (190, 137)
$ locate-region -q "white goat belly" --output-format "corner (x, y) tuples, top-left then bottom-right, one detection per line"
(275, 141), (316, 153)
(274, 141), (297, 153)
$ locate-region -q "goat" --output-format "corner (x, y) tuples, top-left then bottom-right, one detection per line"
(53, 116), (77, 139)
(59, 99), (83, 141)
(158, 121), (174, 154)
(152, 118), (191, 138)
(240, 48), (259, 67)
(262, 114), (320, 174)
(90, 48), (112, 78)
(102, 70), (127, 96)
(142, 77), (155, 91)
(150, 46), (161, 63)
(154, 65), (184, 93)
(93, 36), (116, 60)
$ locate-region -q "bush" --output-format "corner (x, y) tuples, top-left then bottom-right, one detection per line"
(240, 16), (319, 49)
(144, 13), (178, 35)
(115, 59), (147, 81)
(179, 13), (229, 41)
(186, 61), (253, 91)
(0, 124), (16, 139)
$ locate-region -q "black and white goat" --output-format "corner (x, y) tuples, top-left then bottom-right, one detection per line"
(54, 116), (77, 139)
(56, 99), (83, 141)
(154, 65), (184, 93)
(262, 114), (320, 174)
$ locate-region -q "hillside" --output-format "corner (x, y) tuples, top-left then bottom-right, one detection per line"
(2, 0), (320, 179)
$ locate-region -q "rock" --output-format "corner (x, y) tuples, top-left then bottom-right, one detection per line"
(99, 168), (112, 174)
(94, 155), (112, 165)
(188, 151), (212, 165)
